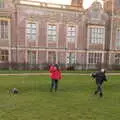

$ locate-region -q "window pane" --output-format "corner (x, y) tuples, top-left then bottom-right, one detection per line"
(115, 53), (120, 64)
(48, 24), (57, 42)
(32, 29), (36, 34)
(31, 35), (36, 40)
(31, 24), (36, 28)
(0, 0), (4, 8)
(67, 26), (76, 42)
(28, 51), (36, 64)
(66, 53), (76, 64)
(0, 50), (8, 61)
(88, 26), (104, 44)
(26, 22), (37, 41)
(27, 23), (31, 28)
(116, 28), (120, 49)
(0, 20), (8, 39)
(88, 53), (102, 64)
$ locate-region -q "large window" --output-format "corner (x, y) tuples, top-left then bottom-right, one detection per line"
(66, 52), (76, 64)
(114, 53), (120, 64)
(26, 22), (37, 41)
(0, 50), (8, 62)
(88, 26), (105, 44)
(88, 53), (102, 64)
(0, 20), (8, 40)
(116, 28), (120, 49)
(67, 26), (76, 42)
(47, 24), (57, 42)
(0, 0), (4, 8)
(28, 51), (36, 64)
(48, 51), (56, 64)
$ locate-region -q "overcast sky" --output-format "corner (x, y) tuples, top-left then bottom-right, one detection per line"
(36, 0), (103, 8)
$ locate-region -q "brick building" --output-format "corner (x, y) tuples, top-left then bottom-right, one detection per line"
(0, 0), (119, 70)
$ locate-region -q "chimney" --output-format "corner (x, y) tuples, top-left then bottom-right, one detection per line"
(71, 0), (83, 8)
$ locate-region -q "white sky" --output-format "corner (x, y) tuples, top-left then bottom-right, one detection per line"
(83, 0), (103, 8)
(36, 0), (103, 9)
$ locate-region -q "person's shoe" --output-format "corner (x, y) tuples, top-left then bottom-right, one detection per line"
(50, 88), (53, 92)
(94, 91), (98, 95)
(55, 89), (57, 92)
(100, 93), (103, 97)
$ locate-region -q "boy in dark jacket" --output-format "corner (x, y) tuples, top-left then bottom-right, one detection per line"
(91, 69), (107, 97)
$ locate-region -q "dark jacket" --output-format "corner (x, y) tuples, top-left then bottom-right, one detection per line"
(92, 71), (107, 84)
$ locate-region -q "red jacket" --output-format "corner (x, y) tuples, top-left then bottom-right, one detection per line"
(49, 66), (62, 80)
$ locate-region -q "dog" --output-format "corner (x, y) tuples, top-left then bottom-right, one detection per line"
(9, 88), (19, 94)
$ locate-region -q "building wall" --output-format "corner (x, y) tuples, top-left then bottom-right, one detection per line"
(1, 0), (120, 69)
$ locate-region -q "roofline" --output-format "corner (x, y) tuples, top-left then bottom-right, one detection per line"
(14, 0), (84, 12)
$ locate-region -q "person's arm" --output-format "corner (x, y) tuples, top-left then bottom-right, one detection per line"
(103, 74), (107, 81)
(91, 72), (96, 78)
(59, 70), (62, 80)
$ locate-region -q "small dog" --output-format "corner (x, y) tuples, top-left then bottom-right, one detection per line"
(9, 88), (19, 94)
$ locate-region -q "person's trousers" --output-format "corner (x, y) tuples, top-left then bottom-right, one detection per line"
(51, 79), (58, 91)
(95, 83), (103, 95)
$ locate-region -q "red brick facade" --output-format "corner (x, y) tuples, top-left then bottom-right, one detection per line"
(0, 0), (120, 70)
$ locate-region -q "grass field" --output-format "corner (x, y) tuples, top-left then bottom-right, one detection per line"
(0, 74), (120, 120)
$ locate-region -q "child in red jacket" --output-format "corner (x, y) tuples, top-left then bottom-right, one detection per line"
(49, 64), (62, 92)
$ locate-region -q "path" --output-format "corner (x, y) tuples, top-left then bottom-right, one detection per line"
(0, 73), (120, 76)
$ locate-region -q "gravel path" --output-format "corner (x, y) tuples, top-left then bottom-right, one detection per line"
(0, 73), (120, 76)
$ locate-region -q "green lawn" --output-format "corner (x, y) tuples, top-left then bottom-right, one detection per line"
(0, 75), (120, 120)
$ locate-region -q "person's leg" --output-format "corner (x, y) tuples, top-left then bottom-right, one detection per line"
(55, 80), (58, 92)
(95, 83), (103, 97)
(50, 79), (54, 92)
(94, 84), (99, 95)
(99, 84), (103, 97)
(94, 81), (100, 95)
